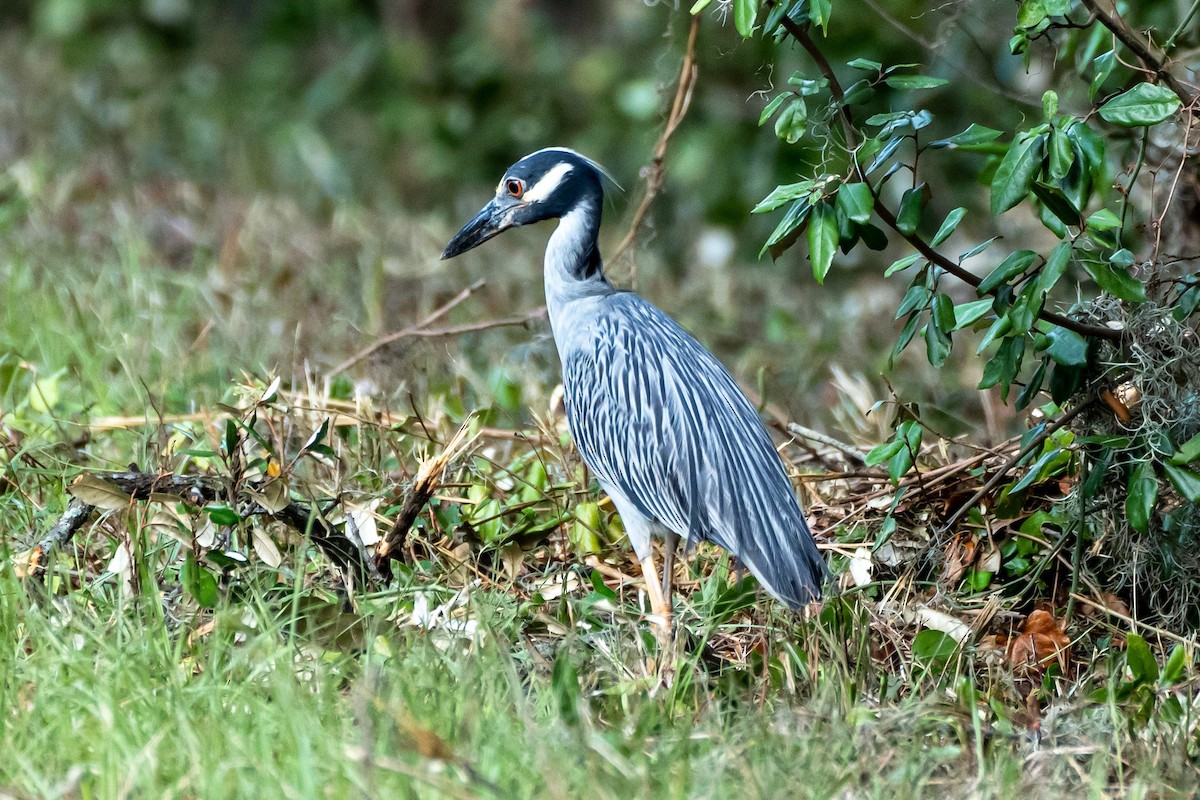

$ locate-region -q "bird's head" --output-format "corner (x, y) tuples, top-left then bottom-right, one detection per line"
(441, 148), (611, 259)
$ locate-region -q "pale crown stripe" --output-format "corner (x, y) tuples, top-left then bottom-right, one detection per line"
(521, 162), (575, 203)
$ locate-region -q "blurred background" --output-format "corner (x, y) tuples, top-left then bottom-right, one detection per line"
(0, 0), (1113, 444)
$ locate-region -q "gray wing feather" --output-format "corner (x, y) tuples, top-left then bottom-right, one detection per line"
(562, 293), (827, 607)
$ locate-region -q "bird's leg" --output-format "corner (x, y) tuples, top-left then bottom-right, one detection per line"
(661, 530), (679, 609)
(638, 555), (671, 631)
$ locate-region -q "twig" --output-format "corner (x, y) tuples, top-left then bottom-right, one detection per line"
(939, 398), (1095, 534)
(609, 14), (701, 280)
(785, 422), (869, 464)
(405, 306), (547, 339)
(330, 279), (486, 376)
(770, 7), (1123, 343)
(377, 422), (475, 567)
(1069, 593), (1195, 645)
(1078, 0), (1198, 107)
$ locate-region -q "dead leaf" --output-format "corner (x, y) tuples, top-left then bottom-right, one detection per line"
(252, 527), (282, 568)
(915, 605), (972, 643)
(1007, 609), (1070, 676)
(68, 474), (132, 511)
(145, 508), (193, 547)
(941, 533), (976, 585)
(245, 478), (290, 513)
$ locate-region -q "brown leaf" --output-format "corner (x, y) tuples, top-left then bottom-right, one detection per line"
(940, 533), (976, 585)
(68, 474), (133, 511)
(1007, 609), (1070, 676)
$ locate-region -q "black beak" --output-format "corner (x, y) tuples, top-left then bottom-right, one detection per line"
(441, 198), (519, 260)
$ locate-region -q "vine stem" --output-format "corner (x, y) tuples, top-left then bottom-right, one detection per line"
(769, 5), (1122, 342)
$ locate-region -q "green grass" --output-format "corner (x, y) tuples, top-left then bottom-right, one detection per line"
(1, 567), (1196, 799)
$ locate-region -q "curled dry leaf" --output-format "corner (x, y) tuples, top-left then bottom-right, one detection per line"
(346, 498), (382, 546)
(1007, 609), (1070, 676)
(847, 547), (872, 586)
(145, 508), (193, 547)
(251, 527), (282, 568)
(915, 605), (972, 643)
(941, 533), (976, 585)
(68, 474), (132, 511)
(244, 478), (290, 513)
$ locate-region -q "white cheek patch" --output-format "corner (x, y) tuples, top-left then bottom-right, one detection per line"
(522, 162), (574, 203)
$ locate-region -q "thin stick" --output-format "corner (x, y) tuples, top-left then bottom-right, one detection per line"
(1069, 593), (1195, 645)
(610, 15), (701, 279)
(785, 422), (869, 464)
(329, 279), (485, 376)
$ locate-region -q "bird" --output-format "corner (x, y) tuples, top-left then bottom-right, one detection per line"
(441, 147), (827, 631)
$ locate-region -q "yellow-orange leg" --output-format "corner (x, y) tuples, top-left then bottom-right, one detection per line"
(638, 554), (676, 683)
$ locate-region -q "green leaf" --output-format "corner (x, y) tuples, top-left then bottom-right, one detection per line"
(1042, 89), (1058, 122)
(865, 439), (904, 466)
(733, 0), (758, 37)
(912, 629), (959, 667)
(886, 421), (922, 483)
(1163, 462), (1200, 503)
(1017, 0), (1048, 27)
(1090, 50), (1115, 100)
(1034, 241), (1072, 297)
(1047, 128), (1074, 180)
(885, 253), (923, 277)
(1126, 462), (1158, 533)
(762, 198), (811, 255)
(836, 182), (874, 224)
(1099, 83), (1183, 127)
(1041, 326), (1088, 366)
(930, 207), (966, 246)
(952, 298), (993, 330)
(181, 554), (219, 608)
(1009, 446), (1066, 493)
(758, 93), (788, 125)
(1160, 645), (1187, 688)
(927, 295), (954, 367)
(884, 74), (949, 90)
(1170, 432), (1200, 465)
(1125, 634), (1158, 685)
(978, 337), (1026, 401)
(1086, 208), (1122, 231)
(1082, 259), (1147, 303)
(991, 133), (1046, 214)
(896, 186), (925, 235)
(808, 202), (838, 284)
(978, 250), (1038, 294)
(205, 504), (242, 526)
(774, 98), (808, 144)
(809, 0), (831, 33)
(753, 180), (815, 213)
(690, 0), (715, 12)
(847, 57), (882, 71)
(930, 123), (1005, 152)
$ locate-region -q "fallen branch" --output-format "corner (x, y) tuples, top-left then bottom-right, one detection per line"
(785, 422), (869, 464)
(27, 470), (379, 585)
(377, 422), (476, 567)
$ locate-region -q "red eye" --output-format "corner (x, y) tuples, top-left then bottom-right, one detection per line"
(505, 179), (524, 198)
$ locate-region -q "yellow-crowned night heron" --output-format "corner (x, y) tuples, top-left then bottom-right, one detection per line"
(442, 147), (826, 626)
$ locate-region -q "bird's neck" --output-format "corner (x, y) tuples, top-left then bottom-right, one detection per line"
(544, 200), (613, 317)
